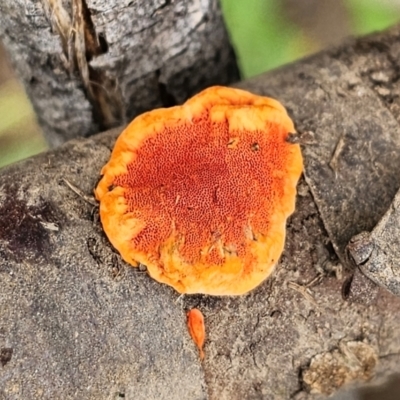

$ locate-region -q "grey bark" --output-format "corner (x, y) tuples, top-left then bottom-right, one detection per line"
(0, 0), (239, 147)
(347, 191), (400, 297)
(2, 23), (400, 400)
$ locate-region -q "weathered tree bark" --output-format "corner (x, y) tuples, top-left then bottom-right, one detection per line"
(2, 22), (400, 400)
(0, 0), (239, 147)
(347, 191), (400, 298)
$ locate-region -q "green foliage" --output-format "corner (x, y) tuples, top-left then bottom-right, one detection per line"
(220, 0), (306, 77)
(0, 80), (47, 168)
(347, 0), (400, 34)
(221, 0), (400, 78)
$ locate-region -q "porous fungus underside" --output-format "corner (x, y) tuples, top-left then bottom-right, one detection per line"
(95, 86), (302, 295)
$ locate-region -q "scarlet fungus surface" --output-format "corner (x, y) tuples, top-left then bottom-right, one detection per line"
(95, 86), (302, 295)
(187, 309), (206, 360)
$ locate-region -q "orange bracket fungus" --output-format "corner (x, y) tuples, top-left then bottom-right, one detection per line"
(187, 308), (206, 360)
(95, 86), (303, 295)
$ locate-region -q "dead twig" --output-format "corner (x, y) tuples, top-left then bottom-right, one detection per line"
(62, 178), (97, 206)
(288, 281), (319, 308)
(329, 135), (345, 177)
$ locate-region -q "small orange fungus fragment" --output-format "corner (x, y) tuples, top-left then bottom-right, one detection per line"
(95, 86), (303, 295)
(187, 309), (206, 360)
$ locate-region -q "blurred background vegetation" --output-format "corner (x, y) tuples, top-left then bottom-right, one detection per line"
(0, 0), (399, 168)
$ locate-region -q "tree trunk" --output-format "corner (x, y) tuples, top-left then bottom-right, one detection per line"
(1, 18), (400, 400)
(0, 0), (239, 147)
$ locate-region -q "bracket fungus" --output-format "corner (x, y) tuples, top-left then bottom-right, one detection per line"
(95, 86), (302, 295)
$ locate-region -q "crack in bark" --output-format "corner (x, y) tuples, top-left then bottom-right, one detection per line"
(73, 0), (124, 131)
(290, 363), (308, 399)
(155, 68), (177, 107)
(43, 0), (124, 132)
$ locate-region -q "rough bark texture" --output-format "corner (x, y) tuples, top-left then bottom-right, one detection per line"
(0, 0), (239, 147)
(2, 24), (400, 400)
(347, 190), (400, 297)
(243, 26), (400, 303)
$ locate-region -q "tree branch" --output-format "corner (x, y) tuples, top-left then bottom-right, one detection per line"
(2, 24), (400, 400)
(0, 0), (239, 146)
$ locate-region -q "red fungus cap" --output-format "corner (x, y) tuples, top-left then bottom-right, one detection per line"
(95, 86), (303, 295)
